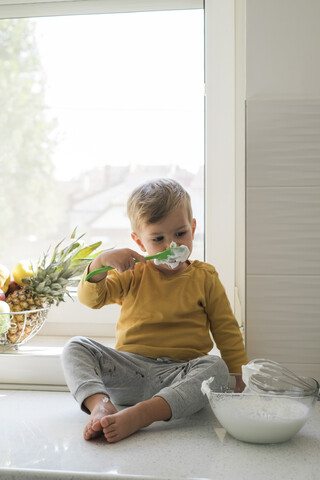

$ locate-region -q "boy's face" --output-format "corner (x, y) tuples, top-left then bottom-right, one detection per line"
(131, 205), (196, 274)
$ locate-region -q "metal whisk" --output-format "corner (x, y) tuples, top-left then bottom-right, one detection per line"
(242, 359), (319, 396)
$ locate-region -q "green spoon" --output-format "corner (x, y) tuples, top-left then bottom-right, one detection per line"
(85, 245), (188, 281)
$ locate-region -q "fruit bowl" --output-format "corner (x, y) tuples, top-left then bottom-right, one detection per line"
(0, 229), (103, 352)
(202, 374), (319, 444)
(0, 307), (50, 351)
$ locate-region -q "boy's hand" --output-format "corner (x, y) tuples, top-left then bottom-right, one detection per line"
(99, 248), (147, 273)
(234, 375), (246, 393)
(87, 248), (147, 282)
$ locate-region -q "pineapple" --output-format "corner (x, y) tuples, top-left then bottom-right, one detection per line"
(5, 228), (102, 344)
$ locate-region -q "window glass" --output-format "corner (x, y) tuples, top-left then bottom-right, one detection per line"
(0, 9), (204, 274)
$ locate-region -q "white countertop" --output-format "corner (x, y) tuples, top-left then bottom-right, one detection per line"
(0, 389), (319, 480)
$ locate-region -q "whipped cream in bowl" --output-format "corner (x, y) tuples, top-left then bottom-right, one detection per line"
(201, 372), (319, 444)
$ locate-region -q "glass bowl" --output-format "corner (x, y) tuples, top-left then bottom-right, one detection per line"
(202, 374), (319, 444)
(0, 308), (50, 351)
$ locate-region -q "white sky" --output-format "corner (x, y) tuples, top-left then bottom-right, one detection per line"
(34, 9), (204, 180)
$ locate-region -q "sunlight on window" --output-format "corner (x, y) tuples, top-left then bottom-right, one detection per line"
(0, 9), (204, 266)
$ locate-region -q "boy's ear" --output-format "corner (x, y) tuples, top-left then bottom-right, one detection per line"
(192, 218), (196, 239)
(131, 232), (147, 252)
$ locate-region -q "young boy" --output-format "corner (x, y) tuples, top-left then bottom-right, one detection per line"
(62, 178), (248, 443)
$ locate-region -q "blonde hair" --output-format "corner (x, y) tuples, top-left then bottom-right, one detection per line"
(127, 178), (193, 232)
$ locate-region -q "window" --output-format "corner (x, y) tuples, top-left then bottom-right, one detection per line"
(0, 0), (205, 336)
(0, 0), (238, 344)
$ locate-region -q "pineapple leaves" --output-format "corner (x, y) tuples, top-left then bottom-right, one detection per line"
(49, 238), (65, 266)
(27, 228), (104, 307)
(5, 228), (105, 331)
(70, 226), (78, 239)
(48, 229), (87, 266)
(70, 242), (103, 265)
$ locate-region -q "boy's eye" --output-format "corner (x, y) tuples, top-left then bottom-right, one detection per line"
(153, 236), (164, 242)
(176, 231), (186, 237)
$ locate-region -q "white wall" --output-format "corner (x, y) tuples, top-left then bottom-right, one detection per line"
(245, 0), (320, 380)
(246, 0), (320, 98)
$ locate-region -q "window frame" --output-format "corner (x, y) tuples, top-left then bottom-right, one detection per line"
(0, 0), (203, 17)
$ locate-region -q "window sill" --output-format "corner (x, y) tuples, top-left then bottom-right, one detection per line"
(0, 335), (116, 389)
(0, 335), (221, 390)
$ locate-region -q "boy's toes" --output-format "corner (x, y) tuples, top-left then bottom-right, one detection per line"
(92, 420), (103, 432)
(103, 424), (116, 436)
(84, 426), (93, 440)
(83, 420), (103, 440)
(104, 430), (118, 442)
(100, 415), (116, 428)
(84, 428), (101, 440)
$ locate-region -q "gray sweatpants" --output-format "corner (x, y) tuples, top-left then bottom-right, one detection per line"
(61, 336), (229, 420)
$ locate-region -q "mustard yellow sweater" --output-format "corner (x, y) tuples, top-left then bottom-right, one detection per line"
(78, 260), (248, 373)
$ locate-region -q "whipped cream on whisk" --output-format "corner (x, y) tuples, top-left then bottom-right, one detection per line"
(154, 241), (190, 269)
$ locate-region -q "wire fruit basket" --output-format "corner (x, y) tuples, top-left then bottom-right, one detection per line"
(0, 307), (50, 352)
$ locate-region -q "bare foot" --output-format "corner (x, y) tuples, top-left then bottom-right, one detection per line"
(100, 397), (171, 443)
(83, 394), (118, 440)
(100, 405), (144, 442)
